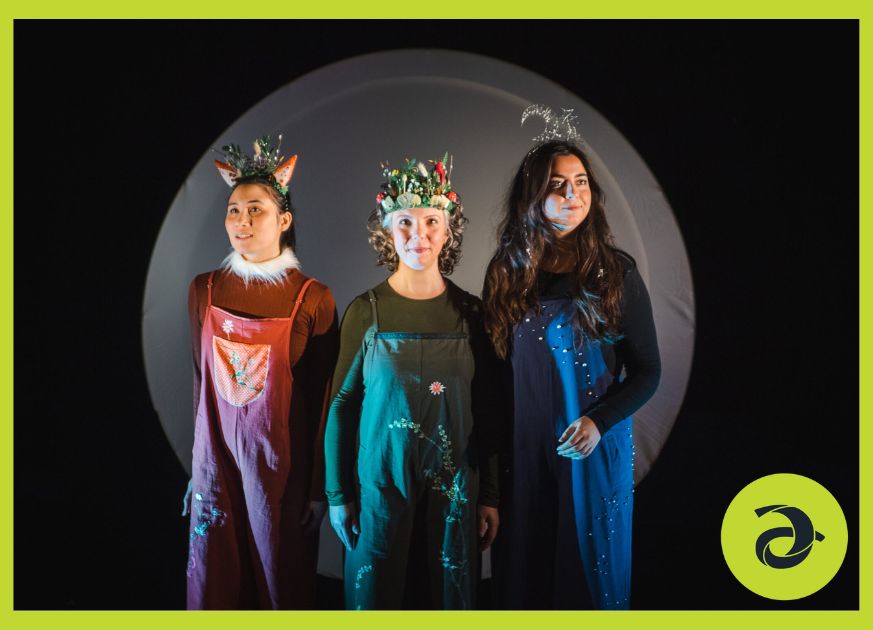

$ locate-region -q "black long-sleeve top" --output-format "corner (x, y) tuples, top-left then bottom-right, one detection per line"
(535, 253), (661, 435)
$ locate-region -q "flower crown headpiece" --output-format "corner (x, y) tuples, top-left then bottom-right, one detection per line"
(213, 135), (298, 200)
(376, 152), (460, 215)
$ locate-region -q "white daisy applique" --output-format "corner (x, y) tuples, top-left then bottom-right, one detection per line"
(429, 381), (446, 396)
(222, 319), (234, 335)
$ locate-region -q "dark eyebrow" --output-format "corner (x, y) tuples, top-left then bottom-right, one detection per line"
(550, 173), (588, 179)
(227, 199), (266, 206)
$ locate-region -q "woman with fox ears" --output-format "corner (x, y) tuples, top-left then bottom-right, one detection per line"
(182, 136), (339, 609)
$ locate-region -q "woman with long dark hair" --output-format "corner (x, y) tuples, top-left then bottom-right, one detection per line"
(182, 136), (339, 609)
(484, 140), (660, 609)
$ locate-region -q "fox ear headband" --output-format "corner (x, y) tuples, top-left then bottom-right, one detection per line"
(213, 135), (297, 198)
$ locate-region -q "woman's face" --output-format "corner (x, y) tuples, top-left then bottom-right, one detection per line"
(225, 183), (292, 262)
(543, 154), (592, 238)
(389, 207), (448, 272)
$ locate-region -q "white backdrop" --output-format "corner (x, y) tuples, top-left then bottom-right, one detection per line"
(142, 49), (695, 578)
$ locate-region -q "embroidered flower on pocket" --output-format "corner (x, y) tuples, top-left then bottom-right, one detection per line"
(221, 319), (234, 335)
(429, 381), (446, 396)
(212, 336), (271, 406)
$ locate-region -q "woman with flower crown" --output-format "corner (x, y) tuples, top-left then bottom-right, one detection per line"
(484, 132), (661, 610)
(181, 136), (339, 609)
(324, 155), (501, 610)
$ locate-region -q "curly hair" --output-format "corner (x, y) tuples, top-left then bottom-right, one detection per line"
(483, 141), (625, 359)
(367, 204), (468, 275)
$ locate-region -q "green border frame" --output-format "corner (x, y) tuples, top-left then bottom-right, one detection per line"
(1, 4), (865, 629)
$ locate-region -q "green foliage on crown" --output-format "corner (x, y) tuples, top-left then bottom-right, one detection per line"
(377, 152), (460, 214)
(221, 135), (289, 195)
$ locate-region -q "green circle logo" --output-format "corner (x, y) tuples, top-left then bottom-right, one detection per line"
(721, 473), (848, 600)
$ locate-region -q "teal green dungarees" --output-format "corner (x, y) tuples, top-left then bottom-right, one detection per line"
(344, 290), (479, 610)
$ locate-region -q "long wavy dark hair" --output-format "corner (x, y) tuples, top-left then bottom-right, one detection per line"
(483, 141), (624, 359)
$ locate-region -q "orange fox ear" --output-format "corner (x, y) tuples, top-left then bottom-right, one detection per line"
(273, 155), (298, 187)
(214, 160), (239, 187)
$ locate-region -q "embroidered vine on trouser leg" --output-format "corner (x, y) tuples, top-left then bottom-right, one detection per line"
(435, 467), (470, 605)
(388, 418), (470, 606)
(354, 564), (374, 610)
(186, 494), (228, 577)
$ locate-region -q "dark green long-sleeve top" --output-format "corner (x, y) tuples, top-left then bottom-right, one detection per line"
(324, 279), (501, 508)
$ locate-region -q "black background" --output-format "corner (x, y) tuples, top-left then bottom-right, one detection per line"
(14, 20), (858, 610)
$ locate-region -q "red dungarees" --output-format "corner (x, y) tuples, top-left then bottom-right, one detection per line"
(187, 272), (317, 609)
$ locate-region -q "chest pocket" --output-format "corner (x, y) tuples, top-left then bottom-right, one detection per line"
(212, 336), (271, 407)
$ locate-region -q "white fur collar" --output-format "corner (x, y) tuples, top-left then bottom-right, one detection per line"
(221, 247), (301, 285)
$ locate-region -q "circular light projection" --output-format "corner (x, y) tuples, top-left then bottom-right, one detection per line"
(143, 47), (693, 510)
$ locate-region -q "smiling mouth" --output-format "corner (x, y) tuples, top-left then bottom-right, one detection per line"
(407, 247), (430, 254)
(235, 234), (253, 239)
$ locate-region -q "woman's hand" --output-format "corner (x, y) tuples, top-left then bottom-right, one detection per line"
(181, 478), (193, 517)
(329, 503), (360, 551)
(301, 500), (328, 537)
(556, 416), (601, 459)
(478, 505), (500, 551)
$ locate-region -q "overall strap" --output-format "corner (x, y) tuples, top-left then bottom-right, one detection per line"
(459, 298), (471, 336)
(290, 278), (317, 325)
(206, 271), (216, 307)
(367, 290), (380, 332)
